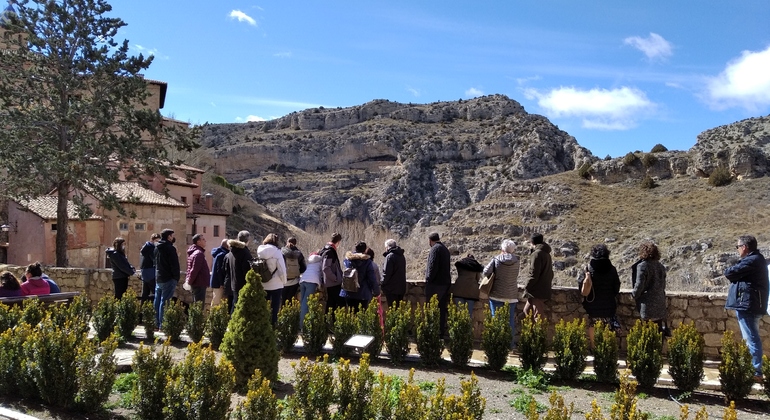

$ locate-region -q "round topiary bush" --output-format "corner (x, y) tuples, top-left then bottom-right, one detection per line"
(650, 143), (668, 153)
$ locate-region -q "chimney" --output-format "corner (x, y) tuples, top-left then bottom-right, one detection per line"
(204, 193), (213, 211)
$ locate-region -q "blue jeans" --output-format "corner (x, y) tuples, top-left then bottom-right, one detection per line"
(265, 288), (283, 326)
(453, 297), (475, 318)
(154, 280), (176, 327)
(736, 310), (763, 375)
(299, 282), (318, 329)
(490, 299), (517, 348)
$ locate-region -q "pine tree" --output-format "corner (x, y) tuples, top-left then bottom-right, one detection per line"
(221, 270), (280, 391)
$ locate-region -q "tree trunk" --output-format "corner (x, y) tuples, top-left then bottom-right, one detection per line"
(55, 181), (70, 267)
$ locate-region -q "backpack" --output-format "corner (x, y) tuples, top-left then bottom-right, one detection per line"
(342, 266), (360, 293)
(251, 258), (277, 283)
(285, 256), (300, 280)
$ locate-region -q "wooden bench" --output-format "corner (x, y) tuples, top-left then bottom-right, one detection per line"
(0, 291), (81, 306)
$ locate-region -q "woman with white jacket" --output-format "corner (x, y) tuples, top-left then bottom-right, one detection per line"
(257, 233), (287, 326)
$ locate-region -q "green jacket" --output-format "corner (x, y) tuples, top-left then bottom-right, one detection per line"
(522, 243), (553, 299)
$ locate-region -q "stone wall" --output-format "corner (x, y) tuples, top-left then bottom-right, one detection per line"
(402, 281), (769, 358)
(3, 264), (767, 359)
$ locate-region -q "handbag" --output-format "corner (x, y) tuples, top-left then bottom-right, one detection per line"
(478, 272), (495, 299)
(581, 270), (594, 302)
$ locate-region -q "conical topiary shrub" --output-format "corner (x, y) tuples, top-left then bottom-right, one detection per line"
(667, 322), (704, 393)
(626, 319), (663, 390)
(221, 270), (280, 391)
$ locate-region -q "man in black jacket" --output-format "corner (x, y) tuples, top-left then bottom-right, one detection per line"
(224, 230), (254, 313)
(425, 232), (451, 336)
(139, 233), (160, 304)
(153, 229), (179, 327)
(382, 238), (407, 307)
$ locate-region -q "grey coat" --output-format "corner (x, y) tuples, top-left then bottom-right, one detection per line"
(483, 253), (521, 301)
(631, 259), (667, 320)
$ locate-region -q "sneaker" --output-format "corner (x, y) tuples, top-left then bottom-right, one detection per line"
(753, 375), (763, 384)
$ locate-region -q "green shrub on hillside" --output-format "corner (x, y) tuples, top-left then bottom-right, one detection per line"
(627, 320), (663, 389)
(623, 152), (639, 166)
(641, 153), (658, 168)
(718, 330), (754, 402)
(578, 162), (593, 179)
(650, 143), (668, 153)
(222, 271), (280, 390)
(709, 166), (732, 187)
(384, 300), (412, 364)
(668, 322), (704, 393)
(640, 175), (657, 189)
(552, 318), (588, 380)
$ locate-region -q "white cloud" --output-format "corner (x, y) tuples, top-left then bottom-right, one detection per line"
(229, 10), (257, 26)
(234, 115), (267, 123)
(132, 44), (169, 60)
(465, 87), (484, 97)
(624, 33), (673, 60)
(406, 86), (422, 97)
(527, 86), (655, 130)
(273, 51), (292, 58)
(706, 45), (770, 110)
(516, 75), (541, 86)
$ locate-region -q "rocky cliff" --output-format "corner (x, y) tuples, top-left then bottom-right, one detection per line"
(202, 95), (593, 236)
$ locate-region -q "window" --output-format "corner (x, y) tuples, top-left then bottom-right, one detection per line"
(203, 226), (207, 234)
(135, 223), (146, 231)
(51, 224), (57, 231)
(119, 222), (129, 231)
(213, 225), (220, 237)
(181, 196), (187, 204)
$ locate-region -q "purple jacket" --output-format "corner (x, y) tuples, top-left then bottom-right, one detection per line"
(186, 244), (210, 288)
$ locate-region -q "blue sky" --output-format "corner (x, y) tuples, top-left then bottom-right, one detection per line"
(108, 0), (770, 158)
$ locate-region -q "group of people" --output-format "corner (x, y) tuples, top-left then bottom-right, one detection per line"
(0, 262), (61, 297)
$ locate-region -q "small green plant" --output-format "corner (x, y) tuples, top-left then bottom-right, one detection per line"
(416, 295), (443, 366)
(286, 355), (336, 418)
(482, 303), (513, 370)
(141, 301), (156, 342)
(301, 292), (328, 358)
(205, 299), (230, 350)
(276, 298), (301, 354)
(526, 392), (573, 420)
(641, 153), (658, 168)
(75, 333), (119, 412)
(0, 302), (21, 332)
(222, 271), (280, 390)
(610, 370), (649, 420)
(330, 305), (358, 358)
(336, 355), (376, 419)
(24, 317), (81, 407)
(511, 392), (546, 415)
(394, 369), (429, 419)
(667, 322), (704, 393)
(623, 152), (639, 166)
(116, 288), (140, 341)
(164, 342), (235, 420)
(384, 300), (412, 364)
(519, 314), (548, 371)
(650, 144), (668, 153)
(357, 300), (384, 358)
(640, 175), (657, 189)
(233, 370), (280, 420)
(112, 372), (137, 408)
(626, 319), (663, 389)
(718, 330), (754, 402)
(132, 342), (173, 420)
(161, 299), (186, 343)
(186, 301), (206, 344)
(447, 299), (474, 367)
(552, 318), (588, 380)
(0, 322), (36, 398)
(20, 298), (46, 326)
(593, 321), (619, 384)
(763, 354), (770, 399)
(92, 295), (118, 342)
(708, 166), (732, 187)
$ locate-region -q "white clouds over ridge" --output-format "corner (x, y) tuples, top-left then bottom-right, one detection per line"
(229, 10), (256, 26)
(525, 86), (655, 130)
(706, 45), (770, 110)
(624, 33), (673, 60)
(465, 87), (484, 97)
(235, 115), (267, 122)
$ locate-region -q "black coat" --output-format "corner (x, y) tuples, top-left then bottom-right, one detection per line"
(154, 239), (180, 283)
(224, 240), (253, 295)
(426, 241), (451, 286)
(106, 248), (135, 280)
(578, 257), (620, 318)
(382, 246), (407, 296)
(139, 241), (155, 269)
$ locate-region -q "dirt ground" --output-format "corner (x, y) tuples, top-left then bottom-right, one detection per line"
(2, 341), (769, 420)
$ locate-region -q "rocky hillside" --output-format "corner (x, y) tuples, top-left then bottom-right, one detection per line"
(200, 99), (770, 291)
(202, 95), (593, 236)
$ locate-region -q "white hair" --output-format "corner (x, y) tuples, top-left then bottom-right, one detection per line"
(385, 239), (397, 249)
(501, 239), (517, 253)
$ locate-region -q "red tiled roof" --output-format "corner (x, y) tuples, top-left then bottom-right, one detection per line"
(112, 182), (187, 207)
(17, 197), (102, 221)
(165, 173), (199, 188)
(174, 163), (205, 173)
(192, 203), (231, 216)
